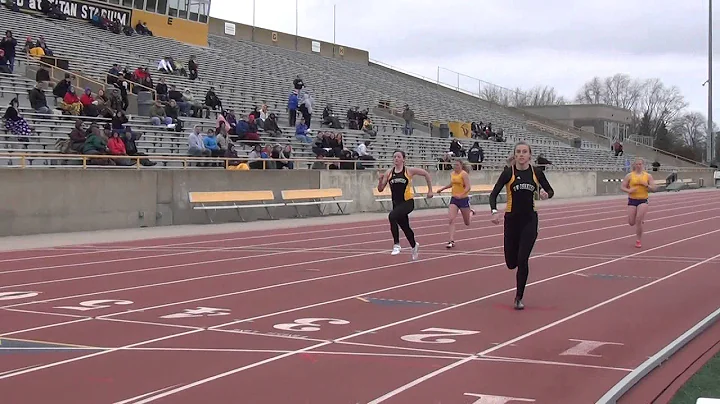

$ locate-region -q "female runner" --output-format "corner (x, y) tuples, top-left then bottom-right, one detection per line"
(620, 157), (656, 248)
(437, 159), (474, 248)
(377, 150), (434, 260)
(489, 141), (554, 310)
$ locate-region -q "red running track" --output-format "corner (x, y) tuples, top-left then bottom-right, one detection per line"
(0, 191), (719, 404)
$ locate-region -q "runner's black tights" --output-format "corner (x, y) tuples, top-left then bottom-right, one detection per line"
(504, 212), (539, 300)
(389, 199), (416, 248)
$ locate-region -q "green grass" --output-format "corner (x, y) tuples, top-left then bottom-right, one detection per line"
(669, 348), (720, 404)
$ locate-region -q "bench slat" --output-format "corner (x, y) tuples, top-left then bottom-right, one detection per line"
(189, 190), (275, 203)
(282, 188), (344, 200)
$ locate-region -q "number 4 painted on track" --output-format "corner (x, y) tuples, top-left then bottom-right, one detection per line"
(464, 393), (536, 403)
(160, 307), (231, 319)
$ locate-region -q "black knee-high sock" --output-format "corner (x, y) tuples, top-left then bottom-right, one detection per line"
(389, 200), (415, 246)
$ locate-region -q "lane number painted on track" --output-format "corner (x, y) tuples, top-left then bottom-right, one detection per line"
(0, 291), (40, 301)
(161, 307), (231, 319)
(273, 318), (350, 332)
(559, 338), (624, 358)
(401, 328), (480, 344)
(464, 393), (535, 403)
(54, 299), (133, 311)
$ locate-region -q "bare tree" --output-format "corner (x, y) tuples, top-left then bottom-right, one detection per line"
(670, 112), (707, 150)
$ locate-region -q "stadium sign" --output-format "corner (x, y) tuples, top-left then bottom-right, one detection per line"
(15, 0), (132, 26)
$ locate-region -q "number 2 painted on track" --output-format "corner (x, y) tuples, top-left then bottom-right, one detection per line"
(273, 318), (350, 332)
(401, 328), (480, 344)
(54, 299), (133, 312)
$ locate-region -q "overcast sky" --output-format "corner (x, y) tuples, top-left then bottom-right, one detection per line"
(209, 0), (718, 119)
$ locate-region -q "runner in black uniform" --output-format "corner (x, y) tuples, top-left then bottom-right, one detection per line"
(489, 142), (554, 310)
(377, 150), (434, 260)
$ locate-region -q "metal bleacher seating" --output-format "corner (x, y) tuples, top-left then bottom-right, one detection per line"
(0, 6), (636, 170)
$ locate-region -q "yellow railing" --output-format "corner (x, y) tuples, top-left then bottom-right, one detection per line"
(30, 56), (107, 92)
(0, 152), (713, 173)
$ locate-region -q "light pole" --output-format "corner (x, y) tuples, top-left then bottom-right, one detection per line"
(708, 0), (714, 163)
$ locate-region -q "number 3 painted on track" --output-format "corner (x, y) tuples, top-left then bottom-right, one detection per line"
(273, 318), (350, 332)
(401, 327), (480, 344)
(54, 300), (133, 312)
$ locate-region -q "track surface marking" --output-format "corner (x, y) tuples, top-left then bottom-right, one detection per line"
(0, 191), (718, 404)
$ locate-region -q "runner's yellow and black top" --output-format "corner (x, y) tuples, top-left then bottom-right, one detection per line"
(628, 171), (650, 200)
(489, 165), (554, 216)
(388, 167), (414, 205)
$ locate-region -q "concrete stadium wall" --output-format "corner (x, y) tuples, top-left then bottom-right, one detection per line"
(0, 169), (714, 237)
(208, 17), (369, 64)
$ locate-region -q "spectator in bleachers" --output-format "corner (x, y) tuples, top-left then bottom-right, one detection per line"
(108, 130), (134, 166)
(188, 56), (198, 80)
(249, 105), (260, 121)
(346, 107), (359, 130)
(150, 100), (172, 126)
(135, 22), (153, 36)
(295, 118), (312, 143)
(187, 125), (211, 164)
(257, 104), (269, 128)
(327, 132), (344, 157)
(82, 125), (113, 165)
(216, 122), (231, 149)
(467, 141), (484, 170)
(112, 81), (129, 110)
(402, 104), (414, 135)
(22, 36), (33, 54)
(165, 99), (183, 129)
(96, 88), (109, 105)
(438, 152), (453, 170)
(287, 91), (298, 127)
(79, 87), (99, 117)
(111, 110), (128, 133)
(449, 138), (465, 157)
(53, 74), (72, 98)
(204, 87), (222, 117)
(248, 144), (270, 169)
(107, 64), (121, 85)
(356, 140), (374, 164)
(158, 57), (173, 74)
(34, 36), (53, 56)
(244, 114), (260, 142)
(29, 82), (51, 114)
(61, 87), (83, 116)
(361, 118), (377, 139)
(272, 145), (294, 169)
(0, 50), (11, 74)
(298, 91), (314, 126)
(536, 154), (551, 171)
(67, 119), (86, 153)
(156, 78), (168, 101)
(322, 105), (343, 129)
(224, 110), (238, 134)
(35, 66), (50, 83)
(293, 75), (304, 90)
(263, 113), (282, 137)
(203, 128), (224, 165)
(3, 98), (33, 141)
(182, 88), (205, 117)
(109, 87), (124, 112)
(652, 160), (660, 171)
(0, 30), (17, 73)
(613, 141), (624, 156)
(122, 23), (134, 36)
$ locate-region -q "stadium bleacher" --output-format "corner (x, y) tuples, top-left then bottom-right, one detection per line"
(0, 4), (694, 171)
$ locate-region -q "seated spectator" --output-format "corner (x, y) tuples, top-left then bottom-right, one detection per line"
(109, 87), (124, 112)
(188, 56), (198, 80)
(346, 106), (360, 130)
(322, 105), (343, 129)
(295, 118), (312, 143)
(82, 125), (114, 165)
(150, 100), (172, 126)
(438, 152), (453, 170)
(123, 130), (155, 166)
(217, 122), (231, 149)
(272, 144), (294, 169)
(183, 88), (205, 117)
(53, 74), (72, 99)
(61, 86), (83, 116)
(107, 63), (121, 85)
(248, 144), (270, 169)
(35, 66), (50, 83)
(356, 140), (374, 163)
(361, 118), (376, 138)
(293, 75), (304, 90)
(96, 88), (109, 105)
(263, 113), (282, 137)
(34, 36), (53, 56)
(0, 50), (11, 74)
(157, 57), (173, 74)
(135, 21), (153, 36)
(112, 110), (128, 133)
(203, 128), (225, 159)
(326, 132), (343, 157)
(187, 125), (211, 165)
(2, 98), (33, 141)
(80, 87), (99, 117)
(67, 119), (86, 153)
(28, 82), (51, 114)
(536, 154), (551, 171)
(165, 99), (183, 128)
(156, 77), (169, 101)
(467, 141), (484, 170)
(204, 87), (222, 117)
(449, 138), (465, 157)
(244, 114), (261, 143)
(257, 104), (269, 128)
(107, 130), (134, 166)
(23, 36), (34, 54)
